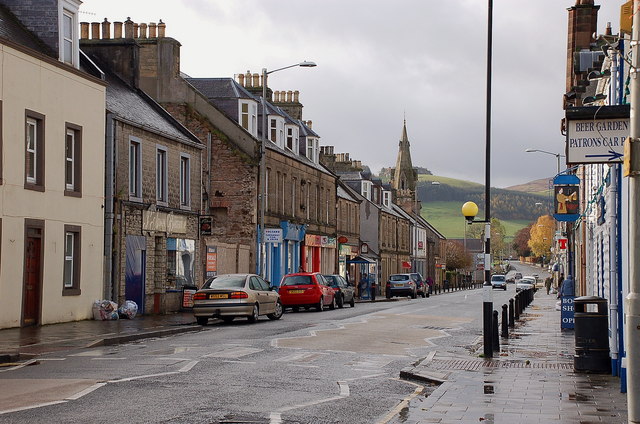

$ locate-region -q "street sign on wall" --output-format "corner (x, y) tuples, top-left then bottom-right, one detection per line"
(565, 105), (629, 164)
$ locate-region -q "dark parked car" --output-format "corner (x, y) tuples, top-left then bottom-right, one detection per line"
(323, 274), (356, 308)
(279, 272), (336, 312)
(386, 274), (417, 299)
(409, 273), (427, 298)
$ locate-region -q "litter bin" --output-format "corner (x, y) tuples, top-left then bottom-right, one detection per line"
(573, 296), (610, 373)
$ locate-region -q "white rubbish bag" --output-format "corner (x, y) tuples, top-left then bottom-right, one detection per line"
(118, 300), (138, 319)
(92, 299), (119, 320)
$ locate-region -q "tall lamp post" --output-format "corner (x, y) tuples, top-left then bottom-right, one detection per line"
(258, 61), (316, 277)
(525, 148), (565, 175)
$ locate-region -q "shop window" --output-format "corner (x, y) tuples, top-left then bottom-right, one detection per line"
(166, 238), (195, 290)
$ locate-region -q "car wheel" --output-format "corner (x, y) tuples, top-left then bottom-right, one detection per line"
(336, 294), (344, 308)
(247, 304), (259, 323)
(349, 296), (355, 307)
(268, 301), (284, 320)
(221, 316), (235, 323)
(196, 317), (208, 326)
(329, 296), (336, 310)
(316, 297), (324, 312)
(386, 293), (392, 299)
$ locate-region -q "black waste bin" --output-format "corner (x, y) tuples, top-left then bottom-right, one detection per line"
(573, 296), (610, 373)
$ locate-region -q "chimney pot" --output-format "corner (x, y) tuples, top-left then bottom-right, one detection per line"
(140, 23), (148, 38)
(91, 22), (100, 39)
(307, 120), (312, 129)
(101, 18), (111, 39)
(294, 90), (299, 102)
(158, 19), (166, 37)
(238, 73), (245, 86)
(133, 23), (139, 38)
(245, 71), (252, 87)
(124, 17), (134, 38)
(114, 21), (123, 38)
(286, 90), (293, 102)
(80, 22), (89, 39)
(252, 73), (260, 87)
(149, 22), (157, 38)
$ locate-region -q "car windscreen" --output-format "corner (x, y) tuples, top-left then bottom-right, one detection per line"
(389, 275), (409, 281)
(203, 275), (246, 289)
(281, 275), (313, 286)
(491, 276), (505, 282)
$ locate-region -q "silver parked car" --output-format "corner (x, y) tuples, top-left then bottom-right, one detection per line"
(323, 274), (356, 308)
(193, 274), (283, 325)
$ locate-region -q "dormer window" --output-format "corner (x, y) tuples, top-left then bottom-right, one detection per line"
(239, 100), (257, 137)
(285, 125), (299, 152)
(269, 116), (285, 148)
(382, 191), (391, 208)
(361, 181), (372, 201)
(306, 137), (319, 163)
(59, 0), (81, 68)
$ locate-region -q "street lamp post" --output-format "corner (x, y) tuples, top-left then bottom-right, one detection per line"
(258, 61), (316, 277)
(525, 148), (565, 175)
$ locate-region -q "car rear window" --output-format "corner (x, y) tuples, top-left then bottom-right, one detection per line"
(389, 274), (409, 281)
(323, 275), (339, 287)
(281, 275), (313, 286)
(203, 275), (246, 289)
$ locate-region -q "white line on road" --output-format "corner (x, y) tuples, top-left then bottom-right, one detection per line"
(0, 359), (38, 373)
(179, 360), (199, 372)
(65, 382), (107, 400)
(376, 379), (424, 424)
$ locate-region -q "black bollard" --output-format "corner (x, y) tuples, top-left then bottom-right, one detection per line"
(501, 304), (508, 338)
(514, 293), (520, 320)
(509, 298), (515, 327)
(492, 310), (500, 351)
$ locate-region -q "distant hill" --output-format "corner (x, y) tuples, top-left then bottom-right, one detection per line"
(415, 174), (551, 238)
(504, 178), (552, 197)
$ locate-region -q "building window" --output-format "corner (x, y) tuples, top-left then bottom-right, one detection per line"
(285, 126), (299, 152)
(306, 137), (318, 163)
(291, 177), (297, 217)
(59, 1), (80, 67)
(361, 181), (371, 200)
(156, 146), (168, 204)
(270, 118), (277, 143)
(383, 191), (391, 208)
(239, 100), (257, 137)
(64, 123), (82, 197)
(265, 168), (270, 212)
(282, 173), (286, 214)
(129, 137), (142, 200)
(63, 225), (81, 295)
(25, 110), (45, 191)
(180, 154), (191, 209)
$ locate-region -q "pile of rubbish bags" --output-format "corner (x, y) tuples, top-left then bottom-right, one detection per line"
(92, 299), (138, 320)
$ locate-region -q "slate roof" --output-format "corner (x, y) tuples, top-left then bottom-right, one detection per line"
(186, 78), (255, 100)
(0, 4), (54, 56)
(106, 72), (200, 145)
(337, 184), (359, 202)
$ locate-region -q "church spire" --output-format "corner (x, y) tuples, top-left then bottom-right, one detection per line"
(392, 119), (418, 214)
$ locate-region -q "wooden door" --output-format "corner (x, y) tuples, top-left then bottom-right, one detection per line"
(23, 228), (43, 326)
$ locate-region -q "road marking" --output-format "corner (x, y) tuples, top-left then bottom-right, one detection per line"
(91, 357), (127, 361)
(109, 371), (179, 383)
(179, 360), (199, 372)
(204, 346), (263, 359)
(0, 400), (67, 415)
(375, 379), (424, 424)
(0, 359), (38, 373)
(65, 382), (107, 400)
(286, 364), (319, 368)
(221, 360), (256, 364)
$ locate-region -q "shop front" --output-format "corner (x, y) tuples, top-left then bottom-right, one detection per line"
(264, 222), (306, 287)
(302, 234), (337, 274)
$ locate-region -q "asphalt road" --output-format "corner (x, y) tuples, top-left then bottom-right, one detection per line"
(0, 264), (543, 424)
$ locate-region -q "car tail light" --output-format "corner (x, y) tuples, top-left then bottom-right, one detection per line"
(193, 292), (207, 300)
(230, 291), (248, 299)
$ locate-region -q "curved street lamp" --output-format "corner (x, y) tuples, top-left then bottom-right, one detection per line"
(525, 148), (565, 175)
(258, 61), (316, 277)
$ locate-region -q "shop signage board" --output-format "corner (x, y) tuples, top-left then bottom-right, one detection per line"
(565, 105), (630, 164)
(264, 228), (283, 243)
(561, 296), (575, 329)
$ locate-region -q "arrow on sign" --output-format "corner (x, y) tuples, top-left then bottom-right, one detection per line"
(584, 149), (624, 161)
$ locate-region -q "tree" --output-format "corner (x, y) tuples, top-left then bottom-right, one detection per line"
(466, 217), (506, 259)
(512, 222), (533, 258)
(528, 215), (555, 258)
(445, 240), (472, 270)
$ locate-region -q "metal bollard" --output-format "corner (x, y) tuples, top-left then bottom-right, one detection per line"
(501, 304), (508, 338)
(509, 298), (515, 327)
(492, 310), (500, 351)
(515, 292), (521, 319)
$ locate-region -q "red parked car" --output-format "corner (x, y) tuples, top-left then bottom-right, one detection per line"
(279, 272), (336, 312)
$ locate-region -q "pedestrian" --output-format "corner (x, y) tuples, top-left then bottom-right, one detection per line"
(425, 276), (434, 297)
(558, 274), (574, 299)
(545, 276), (552, 295)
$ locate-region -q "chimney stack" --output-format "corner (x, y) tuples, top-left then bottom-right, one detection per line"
(245, 71), (252, 87)
(91, 21), (100, 39)
(238, 73), (245, 86)
(252, 73), (260, 87)
(101, 18), (110, 39)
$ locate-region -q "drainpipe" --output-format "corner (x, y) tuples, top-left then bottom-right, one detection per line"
(104, 113), (116, 300)
(609, 166), (619, 375)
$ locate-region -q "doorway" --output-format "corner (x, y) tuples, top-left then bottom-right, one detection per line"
(125, 235), (146, 313)
(23, 221), (44, 326)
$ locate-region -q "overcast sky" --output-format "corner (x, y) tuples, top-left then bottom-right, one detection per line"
(80, 0), (619, 188)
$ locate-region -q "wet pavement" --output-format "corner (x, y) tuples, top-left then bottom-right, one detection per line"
(397, 292), (629, 423)
(0, 312), (201, 361)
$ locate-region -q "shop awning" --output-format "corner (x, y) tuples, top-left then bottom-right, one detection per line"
(347, 254), (378, 264)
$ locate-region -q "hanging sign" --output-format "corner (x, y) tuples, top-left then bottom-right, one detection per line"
(553, 174), (581, 222)
(565, 105), (629, 164)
